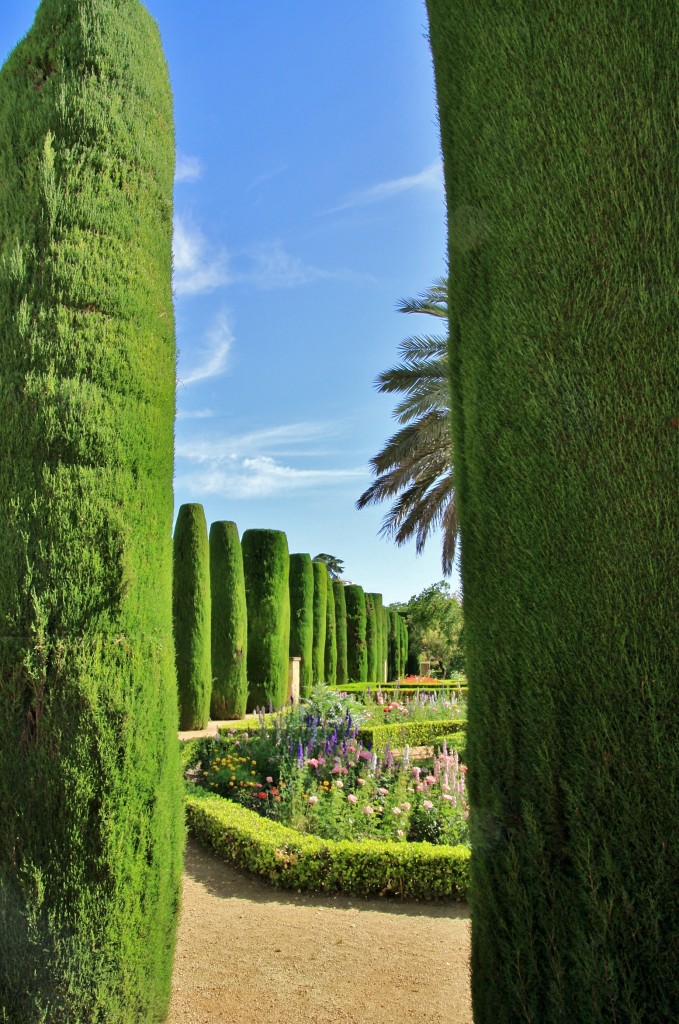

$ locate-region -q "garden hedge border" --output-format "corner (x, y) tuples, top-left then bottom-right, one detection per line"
(357, 718), (467, 754)
(184, 784), (469, 901)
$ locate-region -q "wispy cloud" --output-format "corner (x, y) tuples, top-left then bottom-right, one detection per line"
(173, 216), (230, 296)
(324, 159), (443, 214)
(238, 240), (331, 289)
(175, 153), (203, 183)
(178, 311), (234, 387)
(175, 419), (368, 498)
(175, 457), (366, 500)
(175, 408), (216, 421)
(245, 164), (290, 194)
(176, 421), (343, 462)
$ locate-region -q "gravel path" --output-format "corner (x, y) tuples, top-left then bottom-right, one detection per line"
(168, 838), (472, 1024)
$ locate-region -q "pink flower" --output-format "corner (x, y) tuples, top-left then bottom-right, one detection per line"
(359, 750), (372, 761)
(363, 805), (374, 815)
(425, 775), (437, 785)
(442, 794), (454, 802)
(391, 806), (402, 815)
(416, 783), (424, 792)
(396, 829), (404, 837)
(306, 758), (319, 768)
(266, 777), (273, 784)
(335, 780), (344, 789)
(423, 800), (434, 810)
(378, 787), (388, 796)
(348, 745), (356, 752)
(412, 767), (421, 779)
(347, 793), (358, 804)
(357, 778), (366, 786)
(401, 802), (411, 811)
(331, 764), (342, 774)
(308, 795), (319, 805)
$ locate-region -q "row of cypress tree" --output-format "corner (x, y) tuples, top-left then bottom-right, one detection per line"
(172, 505), (408, 726)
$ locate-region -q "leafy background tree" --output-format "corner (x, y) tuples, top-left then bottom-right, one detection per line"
(392, 581), (465, 676)
(356, 279), (457, 576)
(313, 553), (345, 581)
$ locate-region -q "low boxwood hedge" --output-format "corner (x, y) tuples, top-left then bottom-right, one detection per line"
(357, 718), (467, 754)
(184, 784), (469, 900)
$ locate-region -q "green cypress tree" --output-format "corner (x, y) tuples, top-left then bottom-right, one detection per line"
(209, 521), (248, 719)
(333, 580), (348, 688)
(370, 594), (384, 683)
(0, 2), (184, 1019)
(173, 504), (211, 730)
(385, 608), (395, 681)
(242, 529), (290, 711)
(425, 2), (678, 1021)
(399, 615), (409, 680)
(289, 553), (314, 698)
(381, 605), (389, 684)
(364, 592), (378, 682)
(345, 585), (367, 683)
(324, 574), (337, 686)
(311, 559), (328, 685)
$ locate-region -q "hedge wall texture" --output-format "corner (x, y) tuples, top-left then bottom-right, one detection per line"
(345, 584), (367, 683)
(173, 504), (211, 730)
(381, 606), (389, 684)
(425, 2), (678, 1022)
(364, 592), (378, 683)
(242, 530), (290, 711)
(333, 580), (348, 688)
(0, 2), (185, 1020)
(369, 593), (384, 684)
(209, 521), (248, 719)
(289, 553), (314, 698)
(324, 573), (337, 686)
(311, 559), (328, 685)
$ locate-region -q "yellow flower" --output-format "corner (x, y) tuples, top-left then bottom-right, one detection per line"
(203, 771), (208, 776)
(250, 771), (256, 775)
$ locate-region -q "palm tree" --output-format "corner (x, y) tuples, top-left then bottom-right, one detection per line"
(356, 278), (457, 575)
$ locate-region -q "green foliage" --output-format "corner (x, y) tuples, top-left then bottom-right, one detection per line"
(289, 553), (314, 698)
(370, 594), (385, 683)
(381, 605), (389, 681)
(0, 2), (184, 1019)
(364, 592), (379, 682)
(387, 608), (399, 681)
(173, 504), (212, 730)
(186, 788), (470, 900)
(312, 552), (345, 580)
(311, 560), (328, 685)
(324, 573), (337, 686)
(357, 718), (466, 756)
(345, 584), (367, 682)
(396, 581), (465, 676)
(332, 580), (348, 688)
(426, 1), (678, 1020)
(210, 521), (248, 719)
(242, 529), (290, 711)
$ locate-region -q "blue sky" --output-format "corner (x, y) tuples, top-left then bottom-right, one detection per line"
(2, 0), (461, 606)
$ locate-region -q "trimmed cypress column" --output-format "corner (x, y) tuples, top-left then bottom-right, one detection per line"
(0, 2), (184, 1019)
(333, 580), (348, 688)
(425, 2), (678, 1021)
(242, 529), (290, 711)
(311, 559), (328, 685)
(173, 504), (212, 729)
(324, 574), (337, 686)
(364, 592), (378, 682)
(209, 521), (248, 719)
(289, 553), (314, 698)
(345, 584), (367, 683)
(387, 608), (399, 681)
(381, 606), (389, 684)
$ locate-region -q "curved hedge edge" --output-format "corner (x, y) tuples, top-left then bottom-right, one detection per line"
(184, 787), (469, 901)
(358, 718), (468, 754)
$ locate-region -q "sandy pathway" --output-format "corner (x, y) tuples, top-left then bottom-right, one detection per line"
(168, 838), (472, 1024)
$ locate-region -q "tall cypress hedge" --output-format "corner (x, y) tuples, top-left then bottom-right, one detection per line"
(364, 592), (378, 682)
(210, 521), (248, 719)
(0, 2), (184, 1019)
(173, 504), (211, 730)
(345, 584), (367, 683)
(289, 553), (314, 698)
(398, 614), (408, 681)
(242, 529), (290, 711)
(311, 559), (328, 685)
(381, 606), (389, 685)
(387, 608), (399, 681)
(425, 3), (678, 1022)
(333, 580), (348, 688)
(371, 594), (384, 683)
(324, 574), (337, 686)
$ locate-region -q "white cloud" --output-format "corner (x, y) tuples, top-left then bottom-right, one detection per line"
(324, 159), (443, 214)
(172, 216), (230, 296)
(178, 311), (234, 387)
(175, 457), (366, 500)
(238, 240), (330, 289)
(175, 408), (216, 421)
(245, 163), (290, 194)
(175, 153), (203, 183)
(176, 421), (343, 462)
